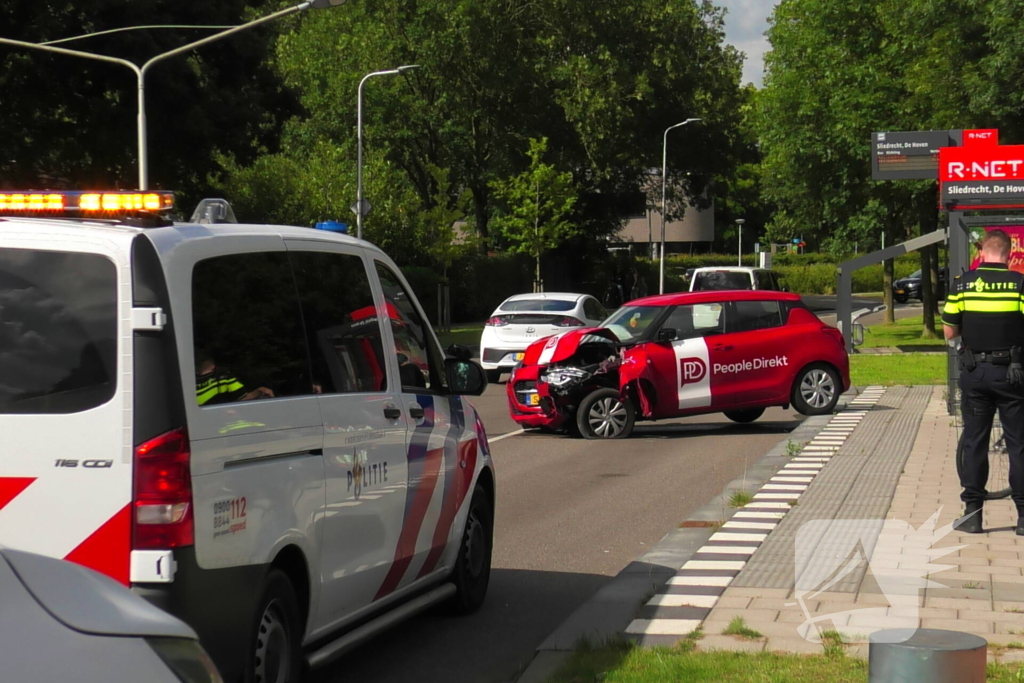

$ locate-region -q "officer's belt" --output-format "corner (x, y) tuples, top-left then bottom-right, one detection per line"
(974, 350), (1012, 365)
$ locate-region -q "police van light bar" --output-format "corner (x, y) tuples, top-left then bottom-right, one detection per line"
(0, 191), (174, 216)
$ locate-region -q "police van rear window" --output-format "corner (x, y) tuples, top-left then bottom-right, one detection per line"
(0, 249), (118, 414)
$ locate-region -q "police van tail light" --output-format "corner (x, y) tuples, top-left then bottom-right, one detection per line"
(822, 326), (845, 348)
(133, 427), (194, 550)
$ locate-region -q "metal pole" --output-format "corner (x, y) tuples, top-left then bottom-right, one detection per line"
(658, 118), (700, 294)
(355, 65), (420, 240)
(0, 2), (318, 190)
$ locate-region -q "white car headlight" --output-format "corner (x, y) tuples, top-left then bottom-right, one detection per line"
(540, 367), (589, 387)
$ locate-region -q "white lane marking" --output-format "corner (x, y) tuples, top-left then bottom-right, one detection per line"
(669, 575), (734, 587)
(696, 546), (755, 555)
(489, 429), (526, 443)
(732, 511), (786, 519)
(753, 492), (801, 500)
(682, 559), (747, 570)
(709, 532), (767, 542)
(762, 484), (808, 491)
(722, 521), (778, 530)
(742, 502), (792, 509)
(648, 594), (720, 608)
(626, 618), (703, 636)
(771, 476), (814, 482)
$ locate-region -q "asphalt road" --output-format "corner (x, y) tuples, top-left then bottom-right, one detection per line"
(311, 384), (803, 683)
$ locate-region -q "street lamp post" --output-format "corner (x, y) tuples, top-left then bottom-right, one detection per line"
(736, 218), (745, 266)
(355, 64), (420, 240)
(0, 0), (346, 190)
(660, 118), (701, 295)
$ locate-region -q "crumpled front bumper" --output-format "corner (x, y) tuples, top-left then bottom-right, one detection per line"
(505, 365), (567, 430)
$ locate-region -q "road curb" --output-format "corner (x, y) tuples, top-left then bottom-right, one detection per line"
(513, 392), (857, 683)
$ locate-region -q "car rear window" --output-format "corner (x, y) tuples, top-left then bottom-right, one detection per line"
(500, 299), (576, 312)
(0, 249), (118, 414)
(692, 271), (753, 291)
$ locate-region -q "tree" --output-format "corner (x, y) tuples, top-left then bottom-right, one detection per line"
(489, 138), (577, 290)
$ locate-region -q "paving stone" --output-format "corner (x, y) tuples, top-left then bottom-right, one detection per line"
(763, 637), (830, 654)
(697, 635), (766, 652)
(921, 617), (994, 633)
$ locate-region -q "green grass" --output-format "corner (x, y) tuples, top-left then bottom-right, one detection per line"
(435, 323), (484, 350)
(546, 640), (1024, 683)
(722, 617), (763, 640)
(850, 353), (946, 386)
(860, 315), (945, 349)
(728, 491), (753, 508)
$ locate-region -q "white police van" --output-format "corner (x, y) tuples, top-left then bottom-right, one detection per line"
(0, 191), (495, 682)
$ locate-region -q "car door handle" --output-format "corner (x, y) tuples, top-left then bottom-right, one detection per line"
(714, 344), (734, 351)
(408, 404), (425, 420)
(383, 405), (402, 420)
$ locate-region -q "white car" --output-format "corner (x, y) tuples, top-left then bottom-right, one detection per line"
(689, 267), (785, 292)
(480, 292), (608, 382)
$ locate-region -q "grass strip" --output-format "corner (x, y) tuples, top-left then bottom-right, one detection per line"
(850, 353), (946, 386)
(860, 315), (945, 349)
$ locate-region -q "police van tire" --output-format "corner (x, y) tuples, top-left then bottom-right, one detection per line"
(792, 363), (841, 416)
(577, 388), (635, 439)
(724, 408), (765, 424)
(244, 570), (303, 683)
(448, 484), (493, 614)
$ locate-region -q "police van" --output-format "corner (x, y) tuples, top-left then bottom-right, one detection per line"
(0, 191), (495, 682)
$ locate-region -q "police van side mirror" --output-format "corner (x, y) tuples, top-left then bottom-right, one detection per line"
(657, 328), (677, 343)
(446, 359), (487, 396)
(446, 343), (473, 361)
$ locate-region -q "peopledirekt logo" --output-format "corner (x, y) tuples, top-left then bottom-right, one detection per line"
(679, 357), (707, 386)
(714, 355), (789, 375)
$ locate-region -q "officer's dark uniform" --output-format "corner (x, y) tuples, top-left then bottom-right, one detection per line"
(942, 262), (1024, 514)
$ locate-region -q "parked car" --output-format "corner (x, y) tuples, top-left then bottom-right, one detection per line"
(893, 268), (948, 303)
(480, 292), (608, 383)
(507, 291), (849, 439)
(0, 547), (221, 682)
(689, 267), (785, 292)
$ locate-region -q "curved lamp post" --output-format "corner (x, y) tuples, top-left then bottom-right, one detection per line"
(660, 117), (701, 294)
(355, 64), (421, 240)
(0, 0), (347, 190)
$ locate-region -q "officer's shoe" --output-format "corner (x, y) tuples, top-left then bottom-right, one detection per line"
(1016, 517), (1024, 536)
(954, 503), (984, 534)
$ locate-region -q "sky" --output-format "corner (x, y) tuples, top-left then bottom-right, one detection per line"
(718, 0), (776, 88)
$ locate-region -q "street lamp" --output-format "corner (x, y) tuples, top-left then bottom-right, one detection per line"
(736, 218), (745, 266)
(355, 64), (421, 240)
(0, 0), (346, 190)
(660, 118), (701, 294)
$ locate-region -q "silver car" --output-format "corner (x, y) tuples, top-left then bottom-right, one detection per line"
(0, 547), (221, 683)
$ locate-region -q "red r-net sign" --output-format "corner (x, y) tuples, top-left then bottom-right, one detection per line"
(939, 142), (1024, 209)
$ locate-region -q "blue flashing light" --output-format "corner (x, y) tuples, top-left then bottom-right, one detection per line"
(315, 220), (348, 233)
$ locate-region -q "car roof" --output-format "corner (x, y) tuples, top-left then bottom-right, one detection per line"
(502, 292), (586, 302)
(691, 266), (761, 274)
(630, 290), (801, 306)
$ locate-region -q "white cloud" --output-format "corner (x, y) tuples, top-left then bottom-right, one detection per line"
(717, 0), (776, 88)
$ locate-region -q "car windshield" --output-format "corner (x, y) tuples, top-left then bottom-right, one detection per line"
(909, 270), (922, 279)
(601, 305), (663, 342)
(692, 271), (752, 291)
(500, 299), (576, 312)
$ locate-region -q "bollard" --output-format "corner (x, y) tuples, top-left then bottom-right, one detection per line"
(869, 629), (987, 683)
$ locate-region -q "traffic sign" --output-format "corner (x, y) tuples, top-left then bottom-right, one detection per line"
(350, 198), (372, 217)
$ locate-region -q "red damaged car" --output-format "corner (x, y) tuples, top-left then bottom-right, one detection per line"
(506, 291), (850, 439)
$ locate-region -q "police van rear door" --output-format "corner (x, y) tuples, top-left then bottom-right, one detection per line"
(0, 224), (136, 583)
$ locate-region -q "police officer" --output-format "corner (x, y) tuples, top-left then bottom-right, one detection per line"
(942, 229), (1024, 534)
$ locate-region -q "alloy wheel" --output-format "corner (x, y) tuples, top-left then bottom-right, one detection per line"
(588, 397), (628, 438)
(800, 368), (835, 409)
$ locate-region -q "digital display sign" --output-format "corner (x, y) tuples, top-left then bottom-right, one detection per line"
(871, 130), (962, 180)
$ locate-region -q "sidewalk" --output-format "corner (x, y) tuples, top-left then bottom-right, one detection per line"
(647, 385), (1024, 665)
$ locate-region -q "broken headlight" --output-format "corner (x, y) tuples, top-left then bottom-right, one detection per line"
(540, 367), (591, 387)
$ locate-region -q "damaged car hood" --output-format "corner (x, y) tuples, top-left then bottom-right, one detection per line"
(521, 328), (620, 366)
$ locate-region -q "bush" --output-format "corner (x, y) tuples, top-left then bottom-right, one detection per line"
(776, 264), (837, 294)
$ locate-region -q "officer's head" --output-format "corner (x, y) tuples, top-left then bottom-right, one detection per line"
(981, 230), (1012, 263)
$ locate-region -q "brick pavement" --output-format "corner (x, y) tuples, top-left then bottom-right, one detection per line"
(694, 385), (1024, 665)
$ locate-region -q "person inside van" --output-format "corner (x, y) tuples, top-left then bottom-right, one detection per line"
(194, 352), (274, 406)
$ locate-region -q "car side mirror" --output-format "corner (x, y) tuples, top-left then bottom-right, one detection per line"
(657, 328), (677, 342)
(446, 358), (488, 396)
(446, 343), (473, 362)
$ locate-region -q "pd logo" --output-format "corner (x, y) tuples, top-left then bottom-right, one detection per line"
(679, 357), (707, 386)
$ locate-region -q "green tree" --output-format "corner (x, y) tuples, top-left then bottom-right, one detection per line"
(489, 138), (577, 289)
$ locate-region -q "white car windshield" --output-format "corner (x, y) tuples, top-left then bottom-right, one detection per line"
(601, 305), (663, 342)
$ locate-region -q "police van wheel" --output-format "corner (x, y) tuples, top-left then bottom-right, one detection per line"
(245, 570), (303, 683)
(449, 484), (493, 614)
(792, 364), (841, 416)
(577, 388), (635, 439)
(724, 408), (765, 424)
